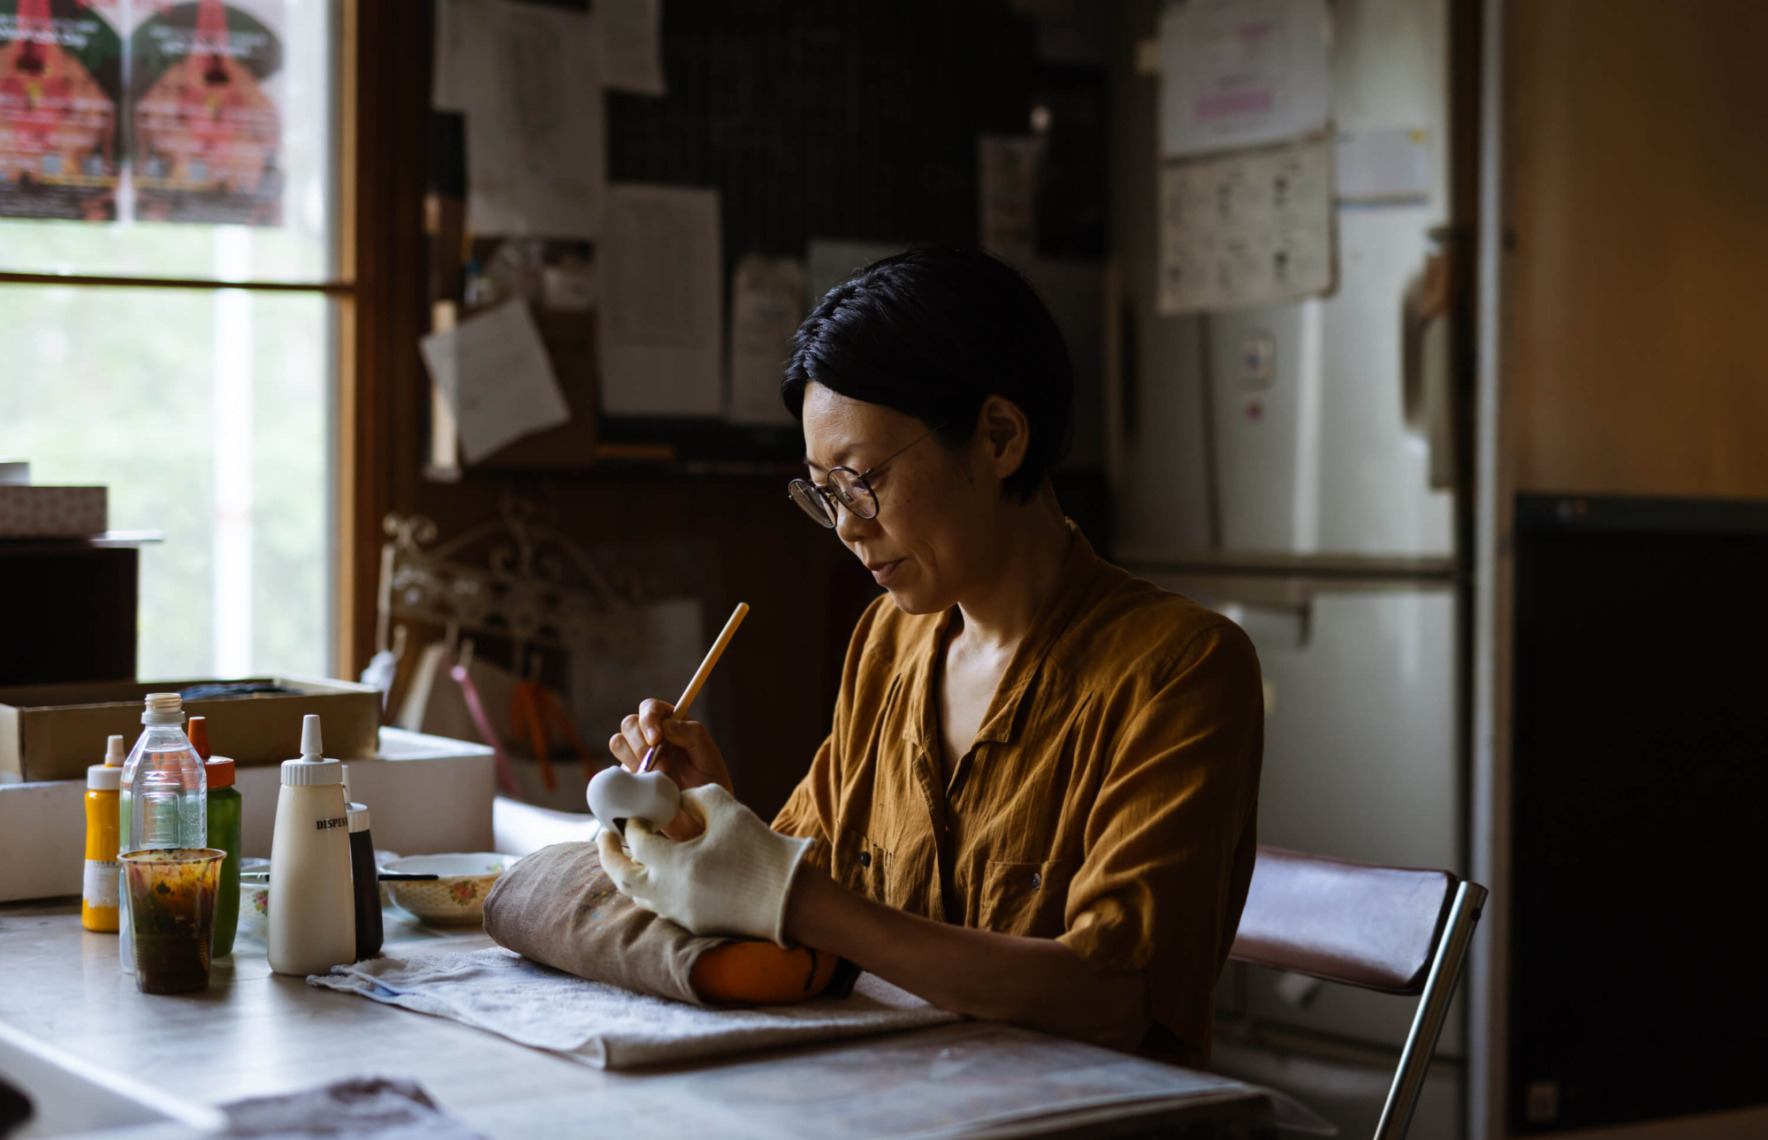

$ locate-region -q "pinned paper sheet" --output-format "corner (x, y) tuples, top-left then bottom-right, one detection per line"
(598, 0), (667, 97)
(1157, 135), (1334, 314)
(598, 184), (723, 417)
(438, 0), (607, 237)
(1158, 0), (1333, 158)
(979, 136), (1046, 264)
(420, 302), (571, 462)
(728, 256), (806, 425)
(1335, 128), (1433, 203)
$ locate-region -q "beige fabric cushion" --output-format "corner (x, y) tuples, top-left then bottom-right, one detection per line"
(483, 840), (725, 1005)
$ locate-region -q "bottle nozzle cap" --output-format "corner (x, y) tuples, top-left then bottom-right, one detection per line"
(187, 716), (211, 760)
(104, 734), (125, 766)
(300, 714), (323, 758)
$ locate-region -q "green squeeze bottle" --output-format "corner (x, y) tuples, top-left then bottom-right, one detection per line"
(191, 717), (242, 958)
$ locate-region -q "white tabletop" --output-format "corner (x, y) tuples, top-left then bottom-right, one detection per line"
(0, 900), (1274, 1139)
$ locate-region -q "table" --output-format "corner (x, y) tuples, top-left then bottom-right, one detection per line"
(0, 900), (1276, 1139)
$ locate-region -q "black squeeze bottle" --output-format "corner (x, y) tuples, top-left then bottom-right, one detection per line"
(341, 766), (383, 961)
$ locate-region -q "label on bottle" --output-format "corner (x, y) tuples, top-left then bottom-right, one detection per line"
(83, 859), (120, 907)
(315, 816), (348, 830)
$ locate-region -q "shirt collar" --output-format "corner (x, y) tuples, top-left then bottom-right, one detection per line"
(901, 520), (1104, 751)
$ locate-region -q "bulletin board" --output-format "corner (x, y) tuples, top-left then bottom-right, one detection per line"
(430, 0), (1049, 469)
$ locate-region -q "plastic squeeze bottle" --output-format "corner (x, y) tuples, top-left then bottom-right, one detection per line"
(81, 735), (126, 932)
(191, 718), (243, 958)
(268, 715), (356, 976)
(118, 694), (207, 974)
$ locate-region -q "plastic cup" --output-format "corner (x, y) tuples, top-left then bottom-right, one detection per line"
(120, 848), (227, 995)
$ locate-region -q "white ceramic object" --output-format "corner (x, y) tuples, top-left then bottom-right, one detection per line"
(586, 764), (680, 830)
(381, 853), (516, 924)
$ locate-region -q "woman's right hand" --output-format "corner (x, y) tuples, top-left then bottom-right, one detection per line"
(609, 698), (734, 797)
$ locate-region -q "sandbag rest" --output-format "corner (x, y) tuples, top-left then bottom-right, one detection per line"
(483, 841), (857, 1005)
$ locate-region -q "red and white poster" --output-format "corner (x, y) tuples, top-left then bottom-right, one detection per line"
(127, 0), (283, 225)
(0, 0), (125, 221)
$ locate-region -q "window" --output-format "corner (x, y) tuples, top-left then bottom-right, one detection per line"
(0, 0), (343, 679)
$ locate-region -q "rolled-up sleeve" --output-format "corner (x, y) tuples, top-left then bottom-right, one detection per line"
(1055, 621), (1264, 1052)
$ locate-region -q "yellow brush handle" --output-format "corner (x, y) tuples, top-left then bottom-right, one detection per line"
(637, 602), (749, 773)
(672, 601), (749, 717)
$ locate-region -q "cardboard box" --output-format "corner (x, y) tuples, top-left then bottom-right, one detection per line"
(0, 676), (381, 784)
(0, 485), (106, 537)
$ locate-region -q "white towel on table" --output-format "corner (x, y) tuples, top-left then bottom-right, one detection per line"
(310, 947), (960, 1070)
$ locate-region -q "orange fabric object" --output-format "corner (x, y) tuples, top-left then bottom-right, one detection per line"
(771, 524), (1264, 1067)
(690, 939), (840, 1005)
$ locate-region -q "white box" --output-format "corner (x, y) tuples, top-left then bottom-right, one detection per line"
(0, 728), (495, 903)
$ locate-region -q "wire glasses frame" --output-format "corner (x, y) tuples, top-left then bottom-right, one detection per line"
(787, 427), (941, 528)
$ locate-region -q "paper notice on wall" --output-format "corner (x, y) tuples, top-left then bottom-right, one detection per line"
(978, 135), (1045, 264)
(1335, 127), (1432, 204)
(805, 239), (900, 312)
(598, 0), (666, 97)
(599, 183), (722, 417)
(455, 0), (605, 238)
(0, 0), (124, 220)
(127, 0), (286, 225)
(727, 255), (805, 425)
(1157, 0), (1332, 159)
(420, 300), (571, 462)
(1157, 134), (1334, 314)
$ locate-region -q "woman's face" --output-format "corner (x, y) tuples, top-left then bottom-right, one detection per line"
(800, 382), (1010, 615)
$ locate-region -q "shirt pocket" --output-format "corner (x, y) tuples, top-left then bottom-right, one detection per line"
(833, 827), (892, 904)
(978, 856), (1073, 937)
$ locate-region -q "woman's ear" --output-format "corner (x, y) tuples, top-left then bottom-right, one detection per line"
(975, 395), (1032, 484)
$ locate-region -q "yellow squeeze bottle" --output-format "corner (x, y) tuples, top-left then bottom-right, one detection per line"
(81, 734), (126, 932)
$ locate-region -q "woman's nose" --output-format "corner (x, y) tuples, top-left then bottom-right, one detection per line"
(835, 504), (877, 545)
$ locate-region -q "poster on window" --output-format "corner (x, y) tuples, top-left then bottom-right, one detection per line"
(0, 0), (124, 221)
(127, 0), (283, 225)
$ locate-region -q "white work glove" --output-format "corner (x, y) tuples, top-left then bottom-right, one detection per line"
(596, 784), (814, 947)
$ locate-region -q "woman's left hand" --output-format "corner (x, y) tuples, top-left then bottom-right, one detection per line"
(597, 785), (814, 946)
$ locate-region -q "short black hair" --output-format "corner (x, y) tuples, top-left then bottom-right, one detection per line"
(781, 246), (1073, 502)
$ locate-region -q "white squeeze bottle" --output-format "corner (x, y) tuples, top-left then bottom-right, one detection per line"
(268, 715), (356, 976)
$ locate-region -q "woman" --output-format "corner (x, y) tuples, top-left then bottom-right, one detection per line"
(599, 247), (1263, 1066)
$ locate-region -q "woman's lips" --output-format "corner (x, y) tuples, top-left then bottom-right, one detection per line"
(868, 559), (903, 585)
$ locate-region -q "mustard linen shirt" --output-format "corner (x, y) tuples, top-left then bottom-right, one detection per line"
(772, 526), (1264, 1065)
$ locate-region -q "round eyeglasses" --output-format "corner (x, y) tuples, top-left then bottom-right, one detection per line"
(788, 427), (941, 528)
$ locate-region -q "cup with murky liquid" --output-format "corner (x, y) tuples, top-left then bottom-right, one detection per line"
(120, 848), (227, 995)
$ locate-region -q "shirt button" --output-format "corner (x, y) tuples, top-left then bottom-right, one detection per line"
(858, 850), (872, 868)
(1030, 872), (1042, 890)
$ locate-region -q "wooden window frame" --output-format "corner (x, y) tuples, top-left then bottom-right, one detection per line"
(0, 0), (425, 681)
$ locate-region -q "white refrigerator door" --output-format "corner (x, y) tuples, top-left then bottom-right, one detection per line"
(1143, 571), (1463, 1052)
(1113, 0), (1455, 561)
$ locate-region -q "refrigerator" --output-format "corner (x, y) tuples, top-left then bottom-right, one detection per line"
(1106, 2), (1469, 1136)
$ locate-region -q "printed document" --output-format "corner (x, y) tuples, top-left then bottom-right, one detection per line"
(1158, 0), (1332, 158)
(599, 184), (723, 417)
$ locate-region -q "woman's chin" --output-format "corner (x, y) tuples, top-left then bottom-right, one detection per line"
(882, 582), (944, 616)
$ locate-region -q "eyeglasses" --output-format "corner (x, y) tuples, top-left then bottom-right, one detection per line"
(788, 427), (940, 528)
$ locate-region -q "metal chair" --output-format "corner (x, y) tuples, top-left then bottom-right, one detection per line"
(1227, 846), (1488, 1140)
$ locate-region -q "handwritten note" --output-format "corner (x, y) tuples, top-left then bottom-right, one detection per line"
(420, 301), (571, 462)
(598, 0), (667, 97)
(727, 255), (806, 425)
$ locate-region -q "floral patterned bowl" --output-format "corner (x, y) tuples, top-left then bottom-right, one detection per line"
(381, 853), (517, 925)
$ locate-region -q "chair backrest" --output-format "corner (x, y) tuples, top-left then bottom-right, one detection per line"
(1228, 845), (1487, 1140)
